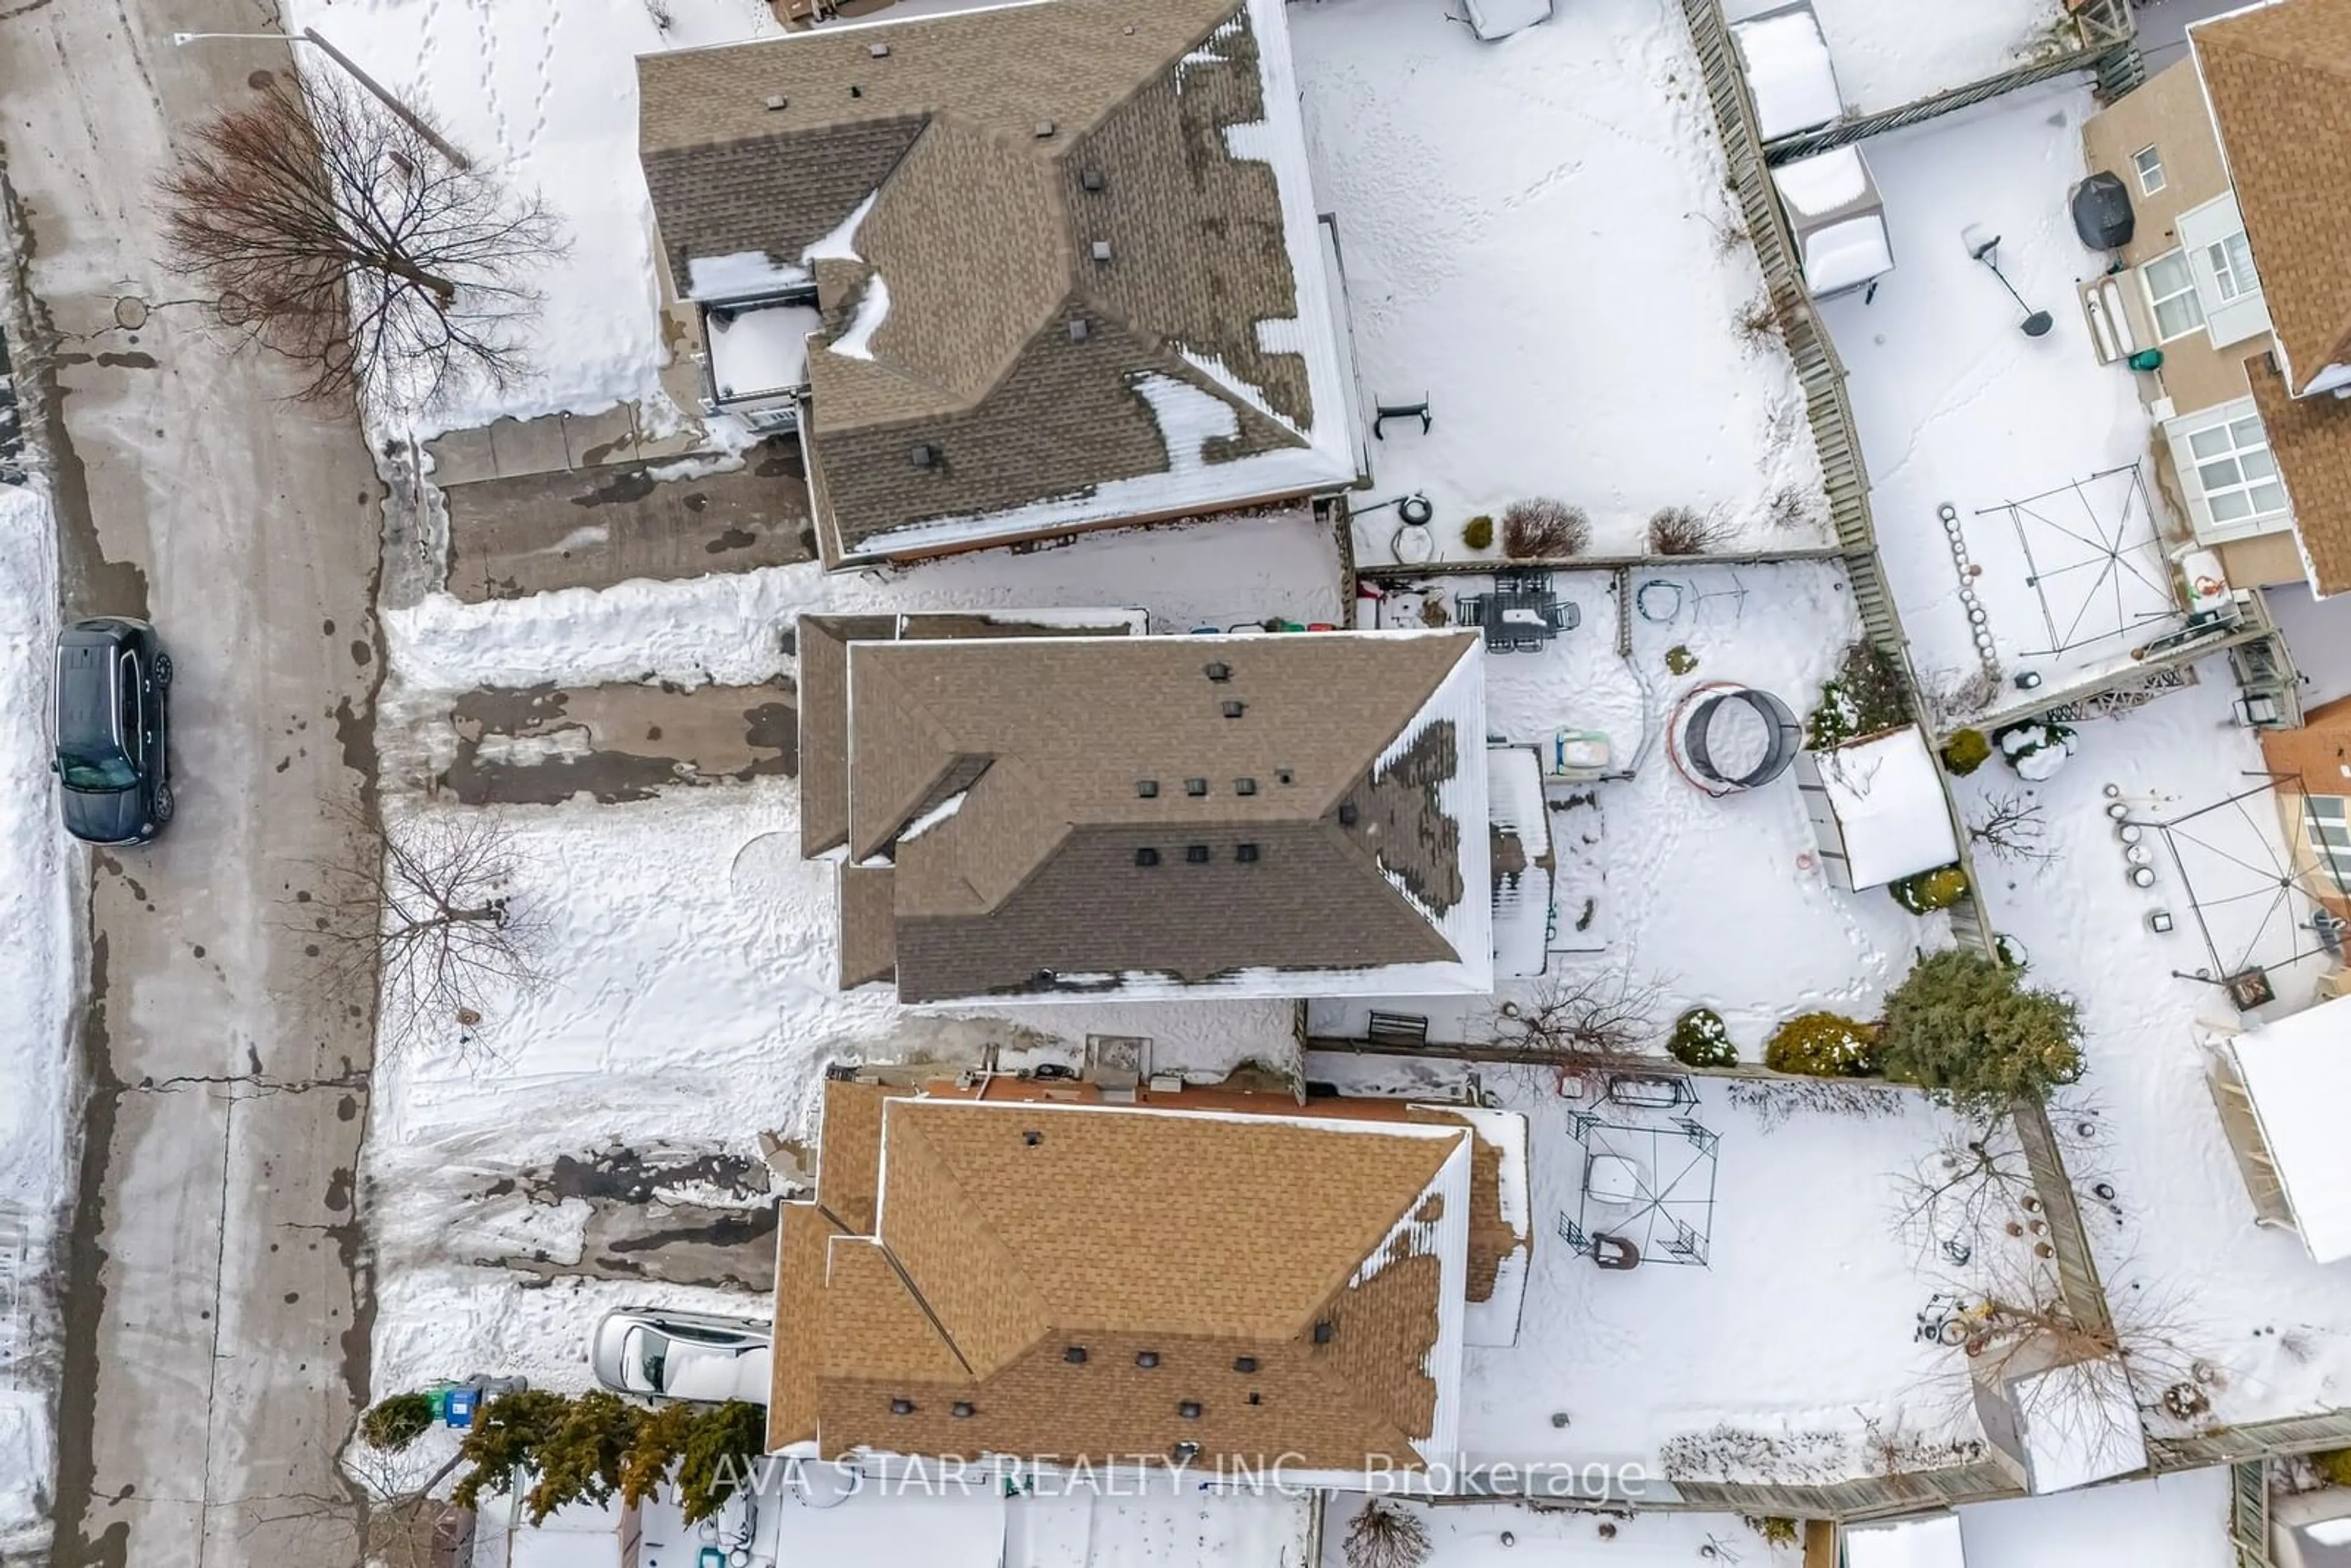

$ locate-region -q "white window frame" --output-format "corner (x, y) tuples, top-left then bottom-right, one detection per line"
(2132, 144), (2165, 196)
(2305, 797), (2351, 895)
(2207, 230), (2259, 302)
(2177, 193), (2271, 348)
(2162, 396), (2292, 544)
(2141, 249), (2205, 341)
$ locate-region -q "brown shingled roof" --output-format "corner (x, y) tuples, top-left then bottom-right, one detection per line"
(2250, 350), (2351, 592)
(635, 0), (1330, 557)
(831, 631), (1483, 1002)
(2197, 0), (2351, 393)
(778, 1084), (1472, 1469)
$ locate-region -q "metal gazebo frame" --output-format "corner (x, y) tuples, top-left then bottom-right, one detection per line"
(2141, 773), (2339, 991)
(1981, 463), (2177, 659)
(1556, 1106), (1720, 1268)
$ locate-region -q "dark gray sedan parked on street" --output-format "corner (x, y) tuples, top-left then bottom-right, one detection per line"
(51, 618), (173, 845)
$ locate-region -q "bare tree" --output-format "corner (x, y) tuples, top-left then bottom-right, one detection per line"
(157, 72), (560, 414)
(1482, 973), (1665, 1058)
(1648, 505), (1731, 555)
(312, 803), (542, 1059)
(1892, 1116), (2043, 1264)
(1969, 790), (2054, 866)
(1344, 1499), (1433, 1568)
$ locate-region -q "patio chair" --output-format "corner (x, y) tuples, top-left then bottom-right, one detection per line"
(1591, 1232), (1641, 1270)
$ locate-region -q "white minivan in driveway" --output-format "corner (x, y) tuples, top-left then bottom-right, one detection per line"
(590, 1306), (772, 1404)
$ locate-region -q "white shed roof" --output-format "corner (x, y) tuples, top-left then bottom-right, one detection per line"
(1845, 1512), (1967, 1568)
(2009, 1358), (2150, 1493)
(1730, 3), (1842, 141)
(2229, 992), (2351, 1263)
(1815, 726), (1960, 889)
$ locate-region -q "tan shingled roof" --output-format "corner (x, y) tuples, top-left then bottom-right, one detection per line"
(767, 1200), (845, 1450)
(836, 865), (900, 989)
(636, 0), (1321, 554)
(2197, 0), (2351, 392)
(2250, 350), (2351, 592)
(776, 1086), (1468, 1469)
(835, 632), (1479, 1002)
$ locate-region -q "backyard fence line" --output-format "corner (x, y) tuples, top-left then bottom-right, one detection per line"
(1353, 544), (1850, 582)
(2008, 1099), (2116, 1338)
(1760, 0), (2141, 166)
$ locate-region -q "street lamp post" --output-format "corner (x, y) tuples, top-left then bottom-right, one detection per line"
(170, 28), (472, 171)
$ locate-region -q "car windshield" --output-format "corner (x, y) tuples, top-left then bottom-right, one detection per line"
(57, 751), (137, 791)
(624, 1326), (670, 1394)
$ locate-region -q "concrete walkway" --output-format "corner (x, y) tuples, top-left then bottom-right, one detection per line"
(441, 438), (815, 601)
(1, 7), (384, 1565)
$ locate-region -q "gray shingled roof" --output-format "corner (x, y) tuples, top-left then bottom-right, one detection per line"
(820, 631), (1481, 1002)
(636, 0), (1325, 557)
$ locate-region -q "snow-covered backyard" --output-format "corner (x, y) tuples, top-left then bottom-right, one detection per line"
(1291, 0), (1830, 564)
(1953, 660), (2351, 1439)
(1725, 0), (2072, 119)
(0, 481), (73, 1552)
(1321, 1495), (1800, 1567)
(1322, 561), (1937, 1042)
(1820, 83), (2180, 723)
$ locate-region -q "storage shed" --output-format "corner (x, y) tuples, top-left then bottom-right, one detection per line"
(1729, 1), (1842, 141)
(1773, 145), (1893, 299)
(2205, 993), (2351, 1264)
(1795, 724), (1960, 891)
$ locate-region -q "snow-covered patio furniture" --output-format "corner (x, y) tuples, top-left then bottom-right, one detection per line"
(1458, 571), (1579, 652)
(1728, 1), (1843, 143)
(1557, 1107), (1719, 1267)
(1772, 145), (1894, 300)
(1460, 0), (1553, 43)
(1795, 724), (1960, 893)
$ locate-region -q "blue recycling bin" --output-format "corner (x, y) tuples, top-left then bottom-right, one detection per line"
(442, 1386), (479, 1428)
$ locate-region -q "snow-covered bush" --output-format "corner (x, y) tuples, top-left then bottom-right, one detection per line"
(1879, 948), (2083, 1116)
(1805, 642), (1908, 749)
(1461, 514), (1494, 551)
(1890, 865), (1969, 915)
(1995, 719), (2077, 781)
(1941, 727), (1991, 776)
(361, 1391), (437, 1452)
(1501, 497), (1589, 558)
(1667, 1006), (1736, 1067)
(1666, 643), (1698, 675)
(1763, 1011), (1881, 1077)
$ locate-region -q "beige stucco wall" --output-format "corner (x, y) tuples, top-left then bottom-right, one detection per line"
(2080, 56), (2270, 419)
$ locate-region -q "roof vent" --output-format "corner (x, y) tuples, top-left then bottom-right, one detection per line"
(1337, 802), (1359, 827)
(1312, 1321), (1334, 1345)
(1277, 768), (1295, 785)
(1090, 239), (1113, 263)
(1234, 778), (1256, 797)
(1185, 778), (1207, 797)
(1136, 778), (1158, 798)
(1204, 661), (1231, 681)
(1022, 1129), (1043, 1147)
(1232, 1356), (1258, 1374)
(1035, 119), (1056, 138)
(868, 41), (890, 56)
(1081, 169), (1105, 192)
(1172, 1441), (1201, 1463)
(1135, 847), (1160, 867)
(1247, 1391), (1261, 1406)
(1235, 843), (1258, 864)
(849, 83), (863, 97)
(1177, 1401), (1202, 1420)
(1065, 1346), (1089, 1364)
(1184, 845), (1210, 865)
(1221, 700), (1245, 719)
(891, 1398), (916, 1416)
(1136, 1351), (1161, 1369)
(764, 94), (788, 111)
(951, 1401), (976, 1419)
(1068, 317), (1090, 342)
(909, 443), (939, 469)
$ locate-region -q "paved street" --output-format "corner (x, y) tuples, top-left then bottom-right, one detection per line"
(1, 2), (383, 1564)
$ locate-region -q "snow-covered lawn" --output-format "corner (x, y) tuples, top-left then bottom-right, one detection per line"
(1726, 0), (2072, 119)
(0, 482), (73, 1553)
(1307, 1051), (1981, 1486)
(1321, 1488), (1799, 1566)
(1954, 662), (2351, 1439)
(1319, 561), (1937, 1043)
(1821, 83), (2173, 724)
(282, 0), (790, 438)
(1291, 0), (1829, 565)
(1956, 1467), (2233, 1568)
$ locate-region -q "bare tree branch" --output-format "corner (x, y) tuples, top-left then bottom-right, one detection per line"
(1968, 790), (2055, 866)
(156, 71), (561, 416)
(1480, 973), (1667, 1059)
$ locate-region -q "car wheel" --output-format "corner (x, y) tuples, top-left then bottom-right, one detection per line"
(152, 781), (173, 825)
(154, 651), (173, 688)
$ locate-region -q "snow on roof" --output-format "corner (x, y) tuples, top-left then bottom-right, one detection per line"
(1461, 0), (1553, 41)
(707, 302), (821, 403)
(1731, 4), (1843, 140)
(2227, 991), (2351, 1262)
(1844, 1512), (1967, 1568)
(1811, 726), (1960, 888)
(1488, 745), (1554, 979)
(1774, 144), (1870, 219)
(1424, 1103), (1530, 1348)
(1803, 215), (1894, 296)
(2009, 1357), (2148, 1493)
